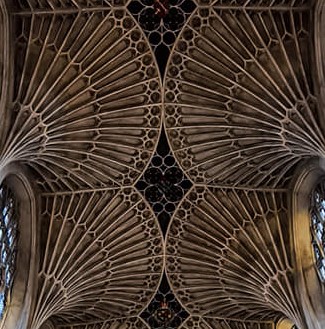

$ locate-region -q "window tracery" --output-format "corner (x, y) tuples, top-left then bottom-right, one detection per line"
(310, 180), (325, 282)
(0, 184), (18, 319)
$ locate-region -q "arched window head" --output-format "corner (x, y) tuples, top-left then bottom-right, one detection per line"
(0, 165), (36, 329)
(276, 319), (297, 329)
(0, 183), (18, 320)
(310, 180), (325, 282)
(292, 160), (325, 329)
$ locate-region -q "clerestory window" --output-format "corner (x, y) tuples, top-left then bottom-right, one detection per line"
(310, 180), (325, 282)
(0, 184), (18, 319)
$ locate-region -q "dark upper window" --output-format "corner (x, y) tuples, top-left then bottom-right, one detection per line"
(0, 184), (18, 319)
(310, 181), (325, 282)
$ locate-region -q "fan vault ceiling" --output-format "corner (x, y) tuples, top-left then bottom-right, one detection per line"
(0, 0), (324, 329)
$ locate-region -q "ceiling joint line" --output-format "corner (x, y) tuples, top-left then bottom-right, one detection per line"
(41, 186), (121, 197)
(11, 7), (114, 16)
(197, 183), (289, 192)
(212, 6), (312, 11)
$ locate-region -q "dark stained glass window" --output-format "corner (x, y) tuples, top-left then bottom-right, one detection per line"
(310, 181), (325, 281)
(0, 184), (18, 319)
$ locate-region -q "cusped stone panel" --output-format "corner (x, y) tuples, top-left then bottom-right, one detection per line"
(57, 317), (150, 329)
(211, 0), (311, 6)
(178, 317), (210, 329)
(8, 0), (112, 11)
(203, 317), (274, 329)
(2, 9), (161, 192)
(166, 186), (302, 326)
(179, 316), (274, 329)
(32, 188), (163, 328)
(164, 6), (324, 188)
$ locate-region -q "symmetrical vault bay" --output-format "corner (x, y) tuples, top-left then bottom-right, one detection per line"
(0, 0), (324, 329)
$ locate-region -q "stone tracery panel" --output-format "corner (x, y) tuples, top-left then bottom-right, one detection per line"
(203, 317), (275, 329)
(56, 317), (150, 329)
(2, 8), (161, 192)
(136, 128), (192, 236)
(212, 0), (312, 7)
(140, 272), (189, 328)
(178, 317), (210, 329)
(127, 0), (196, 76)
(179, 316), (274, 329)
(9, 0), (113, 11)
(31, 188), (163, 328)
(166, 186), (303, 326)
(164, 5), (324, 188)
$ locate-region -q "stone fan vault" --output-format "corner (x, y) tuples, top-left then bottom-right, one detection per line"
(0, 0), (324, 329)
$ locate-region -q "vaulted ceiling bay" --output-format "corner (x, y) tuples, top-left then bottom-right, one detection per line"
(0, 1), (324, 329)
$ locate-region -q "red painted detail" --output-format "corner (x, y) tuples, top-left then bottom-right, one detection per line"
(154, 0), (169, 18)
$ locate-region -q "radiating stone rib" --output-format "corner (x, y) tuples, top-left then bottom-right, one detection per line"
(32, 188), (163, 328)
(165, 7), (324, 188)
(166, 187), (302, 325)
(2, 10), (161, 192)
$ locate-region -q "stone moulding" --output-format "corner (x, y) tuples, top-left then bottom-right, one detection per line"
(0, 0), (11, 151)
(314, 0), (325, 128)
(291, 159), (325, 329)
(0, 163), (38, 329)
